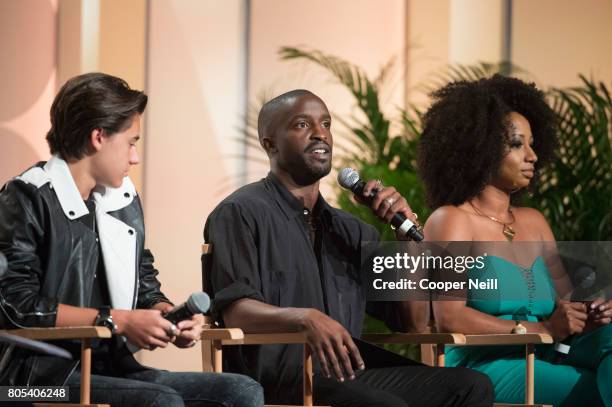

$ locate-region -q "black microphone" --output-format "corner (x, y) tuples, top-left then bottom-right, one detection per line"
(338, 168), (424, 241)
(163, 292), (211, 324)
(554, 266), (597, 363)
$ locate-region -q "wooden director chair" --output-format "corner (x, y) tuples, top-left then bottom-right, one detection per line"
(0, 318), (258, 407)
(200, 243), (327, 407)
(0, 326), (112, 407)
(363, 328), (553, 407)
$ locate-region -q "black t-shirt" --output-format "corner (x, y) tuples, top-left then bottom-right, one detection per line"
(80, 198), (111, 309)
(79, 198), (140, 375)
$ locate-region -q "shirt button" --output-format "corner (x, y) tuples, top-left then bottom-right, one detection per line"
(69, 210), (75, 216)
(124, 192), (130, 198)
(128, 229), (134, 235)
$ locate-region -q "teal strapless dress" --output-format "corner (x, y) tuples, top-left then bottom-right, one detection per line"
(445, 255), (612, 407)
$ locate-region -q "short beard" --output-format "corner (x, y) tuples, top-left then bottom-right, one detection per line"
(292, 161), (331, 186)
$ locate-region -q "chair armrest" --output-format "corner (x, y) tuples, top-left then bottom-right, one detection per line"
(200, 328), (307, 345)
(1, 326), (111, 340)
(212, 331), (308, 345)
(200, 328), (244, 341)
(240, 332), (307, 345)
(362, 333), (467, 345)
(461, 333), (553, 345)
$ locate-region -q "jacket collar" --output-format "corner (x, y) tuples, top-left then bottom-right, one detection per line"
(264, 172), (333, 222)
(44, 155), (136, 220)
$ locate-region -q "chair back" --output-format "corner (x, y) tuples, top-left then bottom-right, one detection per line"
(420, 323), (435, 366)
(201, 243), (213, 298)
(200, 243), (215, 371)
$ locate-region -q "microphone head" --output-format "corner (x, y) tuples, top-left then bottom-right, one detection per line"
(185, 292), (211, 314)
(337, 168), (360, 190)
(575, 266), (596, 289)
(0, 252), (7, 277)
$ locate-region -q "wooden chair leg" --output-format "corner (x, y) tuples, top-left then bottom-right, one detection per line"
(212, 340), (223, 373)
(420, 343), (434, 366)
(435, 343), (445, 367)
(303, 344), (313, 407)
(35, 338), (110, 406)
(201, 339), (213, 372)
(525, 344), (535, 405)
(81, 338), (91, 405)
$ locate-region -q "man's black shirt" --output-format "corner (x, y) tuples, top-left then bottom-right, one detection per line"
(204, 172), (404, 402)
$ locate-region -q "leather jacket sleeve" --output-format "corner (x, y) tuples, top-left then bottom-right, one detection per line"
(0, 180), (58, 328)
(132, 196), (172, 309)
(137, 247), (173, 309)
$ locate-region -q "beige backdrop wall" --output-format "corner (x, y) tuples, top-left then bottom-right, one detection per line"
(0, 0), (57, 184)
(141, 0), (248, 370)
(513, 0), (612, 87)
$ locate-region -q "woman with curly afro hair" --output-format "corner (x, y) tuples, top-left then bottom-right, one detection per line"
(419, 74), (612, 406)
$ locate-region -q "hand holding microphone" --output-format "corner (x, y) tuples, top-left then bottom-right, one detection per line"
(338, 168), (423, 241)
(547, 300), (588, 363)
(163, 292), (210, 324)
(163, 292), (210, 348)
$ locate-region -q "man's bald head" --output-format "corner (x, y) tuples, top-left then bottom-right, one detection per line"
(256, 89), (333, 185)
(257, 89), (318, 149)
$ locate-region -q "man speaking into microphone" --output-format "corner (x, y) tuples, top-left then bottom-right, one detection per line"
(204, 89), (493, 406)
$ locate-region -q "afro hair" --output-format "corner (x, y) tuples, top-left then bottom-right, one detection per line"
(417, 74), (557, 209)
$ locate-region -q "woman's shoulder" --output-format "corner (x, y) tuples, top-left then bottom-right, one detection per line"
(512, 206), (548, 224)
(428, 205), (472, 221)
(513, 206), (554, 240)
(424, 205), (473, 240)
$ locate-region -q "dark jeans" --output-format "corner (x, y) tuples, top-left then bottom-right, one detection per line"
(312, 340), (493, 407)
(65, 368), (264, 407)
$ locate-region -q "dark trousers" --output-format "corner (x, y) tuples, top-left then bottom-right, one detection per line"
(65, 368), (264, 407)
(313, 340), (493, 407)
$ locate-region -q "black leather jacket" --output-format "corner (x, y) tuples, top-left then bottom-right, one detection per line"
(0, 157), (171, 385)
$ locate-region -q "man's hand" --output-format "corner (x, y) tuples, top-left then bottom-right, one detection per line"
(153, 301), (174, 314)
(112, 309), (176, 350)
(173, 314), (204, 348)
(543, 301), (588, 341)
(299, 309), (364, 382)
(222, 299), (364, 381)
(356, 180), (417, 231)
(152, 301), (203, 348)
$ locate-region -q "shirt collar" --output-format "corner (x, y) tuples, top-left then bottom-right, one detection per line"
(44, 155), (136, 220)
(44, 156), (89, 220)
(264, 172), (333, 221)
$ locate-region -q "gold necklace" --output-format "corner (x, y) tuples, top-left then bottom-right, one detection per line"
(469, 201), (516, 241)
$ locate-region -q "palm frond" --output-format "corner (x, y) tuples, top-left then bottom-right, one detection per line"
(526, 77), (612, 239)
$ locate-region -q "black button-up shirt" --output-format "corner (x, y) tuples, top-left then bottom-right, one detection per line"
(204, 173), (401, 402)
